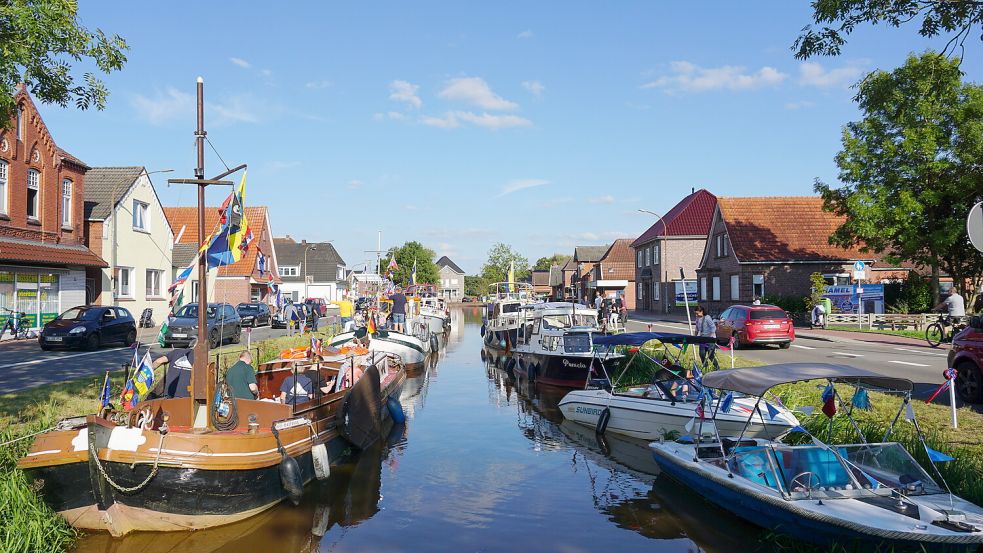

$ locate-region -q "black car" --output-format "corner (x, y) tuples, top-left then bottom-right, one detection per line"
(237, 302), (271, 327)
(39, 306), (137, 351)
(272, 302), (307, 329)
(161, 302), (242, 348)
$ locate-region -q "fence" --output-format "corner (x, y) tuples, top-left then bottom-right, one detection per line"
(826, 313), (936, 330)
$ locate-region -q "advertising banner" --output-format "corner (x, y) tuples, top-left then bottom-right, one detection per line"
(822, 284), (884, 314)
(674, 280), (698, 307)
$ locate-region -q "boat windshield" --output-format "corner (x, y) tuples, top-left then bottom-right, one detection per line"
(563, 333), (592, 353)
(838, 443), (943, 495)
(542, 315), (569, 329)
(502, 302), (520, 313)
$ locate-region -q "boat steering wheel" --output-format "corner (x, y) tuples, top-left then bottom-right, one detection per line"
(790, 471), (822, 498)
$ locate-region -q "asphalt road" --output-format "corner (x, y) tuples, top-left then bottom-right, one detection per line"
(0, 318), (334, 395)
(624, 318), (955, 404)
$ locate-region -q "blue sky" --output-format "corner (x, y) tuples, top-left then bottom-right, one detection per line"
(36, 1), (983, 273)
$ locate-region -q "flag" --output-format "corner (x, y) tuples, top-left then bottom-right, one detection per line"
(821, 383), (837, 418)
(132, 352), (155, 396)
(789, 425), (807, 434)
(765, 402), (780, 420)
(684, 416), (695, 433)
(367, 314), (377, 335)
(852, 388), (872, 411)
(120, 379), (138, 411)
(159, 251), (200, 346)
(410, 260), (417, 286)
(692, 362), (703, 384)
(203, 173), (253, 268)
(925, 446), (955, 463)
(257, 251), (267, 276)
(720, 392), (734, 413)
(387, 255), (398, 271)
(99, 371), (112, 409)
(507, 261), (515, 293)
(695, 400), (705, 420)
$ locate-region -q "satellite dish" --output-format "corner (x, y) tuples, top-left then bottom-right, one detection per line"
(969, 202), (983, 253)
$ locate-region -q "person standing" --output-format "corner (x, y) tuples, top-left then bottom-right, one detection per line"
(284, 302), (298, 336)
(334, 298), (354, 330)
(225, 350), (258, 399)
(308, 302), (320, 333)
(694, 305), (719, 371)
(391, 286), (408, 333)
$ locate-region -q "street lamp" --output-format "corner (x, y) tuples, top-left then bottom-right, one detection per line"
(637, 208), (670, 314)
(112, 168), (174, 306)
(302, 240), (334, 301)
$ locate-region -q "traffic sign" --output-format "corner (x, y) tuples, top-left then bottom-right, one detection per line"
(853, 260), (866, 272)
(968, 202), (983, 253)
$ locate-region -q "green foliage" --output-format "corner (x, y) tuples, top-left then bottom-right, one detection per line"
(760, 294), (807, 314)
(384, 241), (439, 287)
(897, 273), (933, 313)
(793, 1), (982, 60)
(533, 253), (570, 271)
(815, 52), (983, 296)
(464, 275), (484, 297)
(480, 243), (529, 284)
(0, 0), (129, 126)
(806, 272), (827, 309)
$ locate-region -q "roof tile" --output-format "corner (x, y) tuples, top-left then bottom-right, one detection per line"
(632, 188), (717, 247)
(0, 238), (107, 268)
(164, 206), (273, 278)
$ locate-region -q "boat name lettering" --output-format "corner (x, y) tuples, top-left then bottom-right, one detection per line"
(562, 359), (588, 369)
(273, 418), (308, 431)
(575, 406), (604, 416)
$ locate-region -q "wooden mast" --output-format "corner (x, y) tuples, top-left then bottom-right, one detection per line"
(192, 77), (214, 429)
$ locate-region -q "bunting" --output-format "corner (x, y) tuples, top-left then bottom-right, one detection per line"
(203, 172), (253, 268)
(821, 383), (837, 418)
(719, 392), (734, 414)
(99, 371), (112, 409)
(851, 387), (872, 411)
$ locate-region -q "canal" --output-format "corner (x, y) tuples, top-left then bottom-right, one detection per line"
(72, 308), (768, 552)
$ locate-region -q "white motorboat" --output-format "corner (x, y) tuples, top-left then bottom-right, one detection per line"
(559, 331), (798, 440)
(408, 284), (449, 336)
(482, 281), (535, 350)
(650, 363), (983, 551)
(327, 330), (426, 366)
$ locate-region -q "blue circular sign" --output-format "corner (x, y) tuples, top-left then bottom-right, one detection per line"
(853, 260), (866, 271)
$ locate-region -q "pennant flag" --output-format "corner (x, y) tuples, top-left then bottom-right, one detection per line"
(99, 371), (112, 409)
(203, 172), (253, 268)
(507, 261), (515, 293)
(692, 362), (703, 384)
(789, 425), (807, 434)
(905, 402), (916, 422)
(766, 402), (780, 420)
(132, 352), (155, 396)
(387, 254), (398, 271)
(257, 251), (267, 276)
(695, 400), (705, 420)
(367, 314), (377, 335)
(160, 251), (201, 346)
(120, 379), (138, 411)
(680, 343), (689, 354)
(925, 446), (955, 463)
(410, 260), (417, 286)
(821, 383), (837, 418)
(720, 392), (734, 413)
(795, 406), (815, 417)
(851, 387), (872, 411)
(684, 416), (695, 433)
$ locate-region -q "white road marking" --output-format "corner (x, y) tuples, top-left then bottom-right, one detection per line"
(832, 352), (863, 357)
(889, 360), (931, 368)
(791, 344), (816, 350)
(894, 347), (948, 357)
(0, 347), (128, 370)
(629, 320), (691, 331)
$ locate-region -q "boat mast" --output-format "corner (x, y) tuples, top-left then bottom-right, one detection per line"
(192, 77), (214, 429)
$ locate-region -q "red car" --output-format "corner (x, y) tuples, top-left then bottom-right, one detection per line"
(715, 304), (795, 349)
(304, 298), (327, 316)
(948, 316), (983, 403)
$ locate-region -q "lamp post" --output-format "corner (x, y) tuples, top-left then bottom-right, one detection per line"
(637, 209), (669, 314)
(303, 244), (317, 301)
(111, 168), (174, 306)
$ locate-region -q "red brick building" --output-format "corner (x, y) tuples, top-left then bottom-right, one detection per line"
(588, 238), (637, 309)
(0, 87), (106, 329)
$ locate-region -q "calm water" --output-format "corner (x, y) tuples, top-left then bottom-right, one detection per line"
(73, 308), (770, 553)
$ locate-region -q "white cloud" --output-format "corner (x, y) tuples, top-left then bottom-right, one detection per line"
(389, 80), (422, 108)
(522, 80), (545, 96)
(589, 195), (615, 204)
(420, 111), (532, 130)
(784, 100), (816, 110)
(420, 113), (461, 129)
(259, 68), (272, 78)
(131, 87), (262, 126)
(306, 79), (331, 89)
(438, 77), (517, 110)
(798, 62), (864, 88)
(209, 96), (260, 124)
(642, 61), (787, 93)
(229, 57), (251, 69)
(498, 178), (549, 197)
(517, 30), (534, 39)
(348, 179), (363, 189)
(373, 111), (407, 121)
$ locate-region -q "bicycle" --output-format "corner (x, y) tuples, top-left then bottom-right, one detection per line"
(925, 313), (964, 348)
(1, 307), (31, 341)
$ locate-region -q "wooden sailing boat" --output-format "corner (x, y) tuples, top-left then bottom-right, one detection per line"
(18, 78), (406, 536)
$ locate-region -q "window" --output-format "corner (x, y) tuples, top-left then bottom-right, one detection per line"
(16, 106), (23, 141)
(451, 278), (458, 285)
(823, 273), (851, 286)
(133, 200), (149, 231)
(715, 234), (729, 257)
(61, 179), (72, 226)
(0, 160), (7, 214)
(730, 274), (740, 300)
(712, 276), (720, 301)
(145, 269), (163, 298)
(336, 266), (345, 280)
(752, 274), (765, 298)
(645, 247), (651, 266)
(637, 282), (643, 301)
(636, 249), (643, 268)
(653, 281), (660, 300)
(27, 169), (39, 219)
(279, 266), (299, 277)
(700, 277), (708, 301)
(116, 267), (133, 298)
(652, 243), (660, 265)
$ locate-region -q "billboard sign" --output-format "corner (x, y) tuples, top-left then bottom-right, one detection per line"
(674, 280), (698, 306)
(823, 284), (884, 314)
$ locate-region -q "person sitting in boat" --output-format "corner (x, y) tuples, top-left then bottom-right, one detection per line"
(147, 347), (195, 399)
(225, 350), (258, 400)
(280, 372), (314, 405)
(351, 310), (370, 346)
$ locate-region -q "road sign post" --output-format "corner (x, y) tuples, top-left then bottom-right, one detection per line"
(853, 261), (866, 328)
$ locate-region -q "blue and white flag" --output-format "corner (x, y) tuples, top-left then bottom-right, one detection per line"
(257, 251), (267, 276)
(765, 402), (780, 420)
(719, 392), (734, 413)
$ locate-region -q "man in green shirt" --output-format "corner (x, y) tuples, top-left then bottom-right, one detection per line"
(226, 350), (258, 399)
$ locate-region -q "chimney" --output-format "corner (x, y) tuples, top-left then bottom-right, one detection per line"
(301, 239), (307, 245)
(691, 187), (695, 194)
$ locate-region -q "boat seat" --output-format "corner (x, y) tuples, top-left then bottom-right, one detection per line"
(780, 447), (852, 490)
(729, 446), (779, 489)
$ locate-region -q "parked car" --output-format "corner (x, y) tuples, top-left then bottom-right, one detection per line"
(305, 298), (327, 316)
(237, 302), (271, 327)
(272, 302), (307, 329)
(948, 316), (983, 403)
(39, 306), (137, 351)
(715, 304), (794, 349)
(161, 302), (241, 348)
(462, 296), (474, 303)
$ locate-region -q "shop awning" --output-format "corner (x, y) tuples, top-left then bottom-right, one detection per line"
(0, 238), (107, 268)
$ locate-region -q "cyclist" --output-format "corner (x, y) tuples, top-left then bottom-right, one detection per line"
(934, 290), (965, 325)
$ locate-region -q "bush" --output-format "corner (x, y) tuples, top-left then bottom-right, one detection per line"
(760, 294), (807, 314)
(897, 273), (933, 313)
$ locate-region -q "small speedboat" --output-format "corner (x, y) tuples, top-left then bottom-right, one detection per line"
(327, 329), (426, 366)
(560, 332), (798, 440)
(649, 363), (983, 551)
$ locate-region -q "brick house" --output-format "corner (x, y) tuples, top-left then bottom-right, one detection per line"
(571, 245), (608, 302)
(435, 256), (465, 299)
(552, 258), (578, 300)
(0, 87), (107, 330)
(531, 269), (551, 296)
(274, 236), (348, 302)
(588, 238), (637, 309)
(165, 206), (281, 306)
(632, 189), (716, 314)
(696, 197), (886, 314)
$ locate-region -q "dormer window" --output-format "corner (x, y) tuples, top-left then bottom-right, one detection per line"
(27, 169), (39, 219)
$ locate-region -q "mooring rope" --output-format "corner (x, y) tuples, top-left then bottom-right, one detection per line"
(88, 432), (165, 493)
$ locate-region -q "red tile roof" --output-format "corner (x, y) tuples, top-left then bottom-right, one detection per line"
(600, 238), (634, 263)
(0, 238), (107, 268)
(164, 206), (277, 279)
(531, 270), (551, 286)
(718, 197), (869, 262)
(632, 189), (717, 247)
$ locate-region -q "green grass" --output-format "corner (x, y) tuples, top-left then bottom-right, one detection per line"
(825, 325), (926, 340)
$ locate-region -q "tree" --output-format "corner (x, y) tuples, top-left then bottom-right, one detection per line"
(815, 52), (983, 302)
(533, 253), (571, 271)
(384, 241), (439, 287)
(480, 243), (529, 284)
(464, 275), (485, 297)
(794, 1), (982, 60)
(0, 1), (128, 126)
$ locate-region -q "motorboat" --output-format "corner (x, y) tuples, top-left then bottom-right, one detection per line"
(481, 281), (535, 350)
(509, 301), (623, 388)
(407, 284), (450, 336)
(327, 328), (427, 366)
(650, 363), (983, 551)
(559, 331), (798, 441)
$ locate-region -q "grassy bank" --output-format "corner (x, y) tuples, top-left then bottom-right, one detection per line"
(825, 324), (925, 340)
(0, 328), (337, 553)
